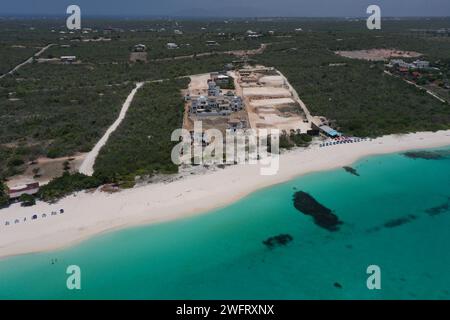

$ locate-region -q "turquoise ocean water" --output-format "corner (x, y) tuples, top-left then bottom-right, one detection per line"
(1, 147), (450, 299)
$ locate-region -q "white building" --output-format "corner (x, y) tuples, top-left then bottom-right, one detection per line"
(166, 43), (179, 49)
(60, 56), (77, 63)
(390, 59), (413, 69)
(413, 60), (430, 69)
(133, 44), (146, 52)
(208, 81), (221, 96)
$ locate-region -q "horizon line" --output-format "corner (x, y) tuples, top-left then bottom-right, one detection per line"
(1, 14), (450, 19)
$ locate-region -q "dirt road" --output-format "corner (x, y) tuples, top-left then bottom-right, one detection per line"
(0, 44), (55, 79)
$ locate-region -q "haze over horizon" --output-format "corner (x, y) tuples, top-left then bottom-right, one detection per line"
(0, 0), (449, 18)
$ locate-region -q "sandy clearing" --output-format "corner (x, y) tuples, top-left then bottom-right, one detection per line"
(250, 98), (296, 107)
(335, 48), (422, 61)
(259, 75), (285, 86)
(243, 87), (292, 97)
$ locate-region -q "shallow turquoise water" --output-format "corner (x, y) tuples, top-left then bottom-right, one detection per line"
(1, 147), (450, 299)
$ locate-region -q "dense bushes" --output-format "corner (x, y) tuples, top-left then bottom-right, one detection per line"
(19, 193), (36, 207)
(94, 79), (190, 179)
(0, 181), (9, 207)
(257, 35), (450, 137)
(38, 172), (104, 202)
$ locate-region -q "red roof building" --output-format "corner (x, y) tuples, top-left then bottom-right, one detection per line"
(7, 183), (39, 199)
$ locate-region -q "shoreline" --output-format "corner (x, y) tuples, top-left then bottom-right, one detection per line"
(1, 130), (450, 260)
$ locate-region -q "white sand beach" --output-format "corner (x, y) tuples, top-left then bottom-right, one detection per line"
(1, 130), (450, 259)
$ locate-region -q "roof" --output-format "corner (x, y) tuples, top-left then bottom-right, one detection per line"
(7, 183), (40, 198)
(319, 125), (341, 137)
(8, 182), (39, 193)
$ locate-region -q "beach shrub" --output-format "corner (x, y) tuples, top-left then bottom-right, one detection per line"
(19, 193), (36, 207)
(290, 133), (312, 147)
(39, 172), (104, 202)
(0, 181), (9, 208)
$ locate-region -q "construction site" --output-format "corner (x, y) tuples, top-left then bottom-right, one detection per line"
(233, 66), (313, 134)
(183, 65), (321, 138)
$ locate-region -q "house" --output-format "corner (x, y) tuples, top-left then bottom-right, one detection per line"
(319, 125), (342, 138)
(228, 119), (246, 132)
(413, 60), (430, 69)
(174, 29), (183, 35)
(133, 44), (146, 52)
(224, 63), (234, 70)
(247, 33), (263, 39)
(7, 183), (39, 200)
(60, 56), (77, 63)
(207, 81), (221, 96)
(190, 94), (243, 116)
(211, 73), (230, 86)
(390, 59), (413, 69)
(206, 40), (220, 46)
(166, 43), (179, 49)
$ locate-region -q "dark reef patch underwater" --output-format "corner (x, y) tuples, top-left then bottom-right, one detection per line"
(293, 191), (343, 231)
(263, 234), (293, 249)
(403, 150), (450, 160)
(343, 166), (360, 176)
(383, 214), (418, 228)
(1, 147), (450, 299)
(425, 199), (450, 217)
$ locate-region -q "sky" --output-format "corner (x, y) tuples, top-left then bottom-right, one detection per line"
(0, 0), (449, 17)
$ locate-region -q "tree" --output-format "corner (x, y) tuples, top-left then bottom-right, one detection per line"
(32, 167), (41, 178)
(20, 193), (36, 207)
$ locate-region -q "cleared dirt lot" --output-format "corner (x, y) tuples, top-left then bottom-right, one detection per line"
(242, 87), (291, 97)
(7, 154), (86, 187)
(188, 73), (211, 95)
(258, 75), (285, 87)
(250, 98), (296, 107)
(239, 67), (312, 133)
(335, 48), (422, 61)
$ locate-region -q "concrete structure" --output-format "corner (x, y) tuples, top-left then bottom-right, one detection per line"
(190, 95), (243, 116)
(189, 72), (243, 117)
(207, 81), (221, 96)
(390, 59), (413, 69)
(210, 73), (230, 86)
(228, 119), (247, 132)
